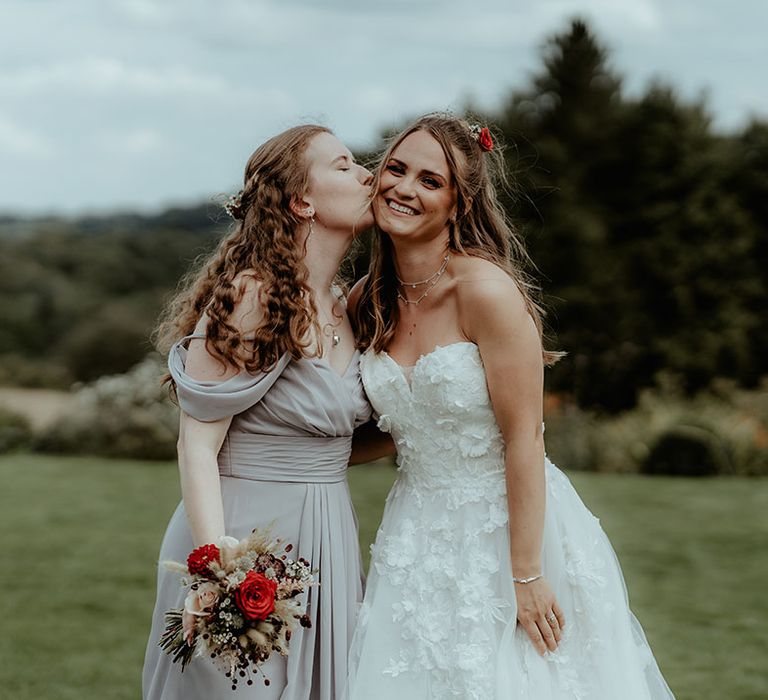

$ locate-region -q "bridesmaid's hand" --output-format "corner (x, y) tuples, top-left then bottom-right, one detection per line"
(514, 577), (565, 655)
(181, 608), (197, 646)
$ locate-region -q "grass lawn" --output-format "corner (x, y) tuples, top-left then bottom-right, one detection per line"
(0, 453), (766, 699)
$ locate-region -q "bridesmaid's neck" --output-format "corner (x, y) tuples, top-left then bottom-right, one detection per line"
(304, 226), (353, 299)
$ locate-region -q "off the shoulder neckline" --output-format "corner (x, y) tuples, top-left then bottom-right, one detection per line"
(173, 335), (359, 382)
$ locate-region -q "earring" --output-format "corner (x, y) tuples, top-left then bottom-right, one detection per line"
(307, 215), (315, 240)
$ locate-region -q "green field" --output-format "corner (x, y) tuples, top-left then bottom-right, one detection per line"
(1, 454), (766, 699)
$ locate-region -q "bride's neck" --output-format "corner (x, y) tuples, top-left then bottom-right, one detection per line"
(392, 236), (451, 284)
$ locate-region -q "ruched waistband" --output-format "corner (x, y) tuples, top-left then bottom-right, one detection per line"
(218, 433), (352, 484)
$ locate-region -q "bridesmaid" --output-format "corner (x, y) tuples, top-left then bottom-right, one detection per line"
(143, 125), (374, 699)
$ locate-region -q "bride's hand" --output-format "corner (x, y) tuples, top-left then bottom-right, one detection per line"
(514, 577), (565, 655)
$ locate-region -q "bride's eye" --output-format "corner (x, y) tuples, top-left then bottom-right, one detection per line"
(387, 162), (404, 175)
(423, 177), (441, 189)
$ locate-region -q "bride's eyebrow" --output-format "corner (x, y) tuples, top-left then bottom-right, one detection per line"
(331, 155), (351, 166)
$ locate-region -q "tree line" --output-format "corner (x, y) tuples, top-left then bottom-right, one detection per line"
(482, 19), (767, 410)
(0, 19), (765, 412)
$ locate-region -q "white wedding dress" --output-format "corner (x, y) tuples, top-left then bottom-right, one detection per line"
(345, 342), (675, 700)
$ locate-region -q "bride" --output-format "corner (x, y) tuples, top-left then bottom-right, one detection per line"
(345, 113), (675, 699)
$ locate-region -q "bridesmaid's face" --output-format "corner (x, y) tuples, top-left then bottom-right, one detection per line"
(303, 133), (374, 235)
(375, 130), (457, 243)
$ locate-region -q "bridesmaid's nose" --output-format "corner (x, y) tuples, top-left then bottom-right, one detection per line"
(358, 165), (373, 187)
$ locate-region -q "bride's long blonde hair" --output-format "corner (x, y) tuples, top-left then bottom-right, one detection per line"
(352, 113), (562, 366)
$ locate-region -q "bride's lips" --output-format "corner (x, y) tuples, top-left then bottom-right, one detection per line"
(385, 198), (420, 217)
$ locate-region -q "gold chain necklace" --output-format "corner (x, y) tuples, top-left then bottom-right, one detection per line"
(396, 255), (451, 306)
(396, 254), (451, 288)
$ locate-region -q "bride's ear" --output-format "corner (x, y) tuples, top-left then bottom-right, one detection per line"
(290, 195), (314, 221)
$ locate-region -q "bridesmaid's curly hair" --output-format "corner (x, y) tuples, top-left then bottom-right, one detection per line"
(352, 113), (563, 366)
(154, 124), (331, 373)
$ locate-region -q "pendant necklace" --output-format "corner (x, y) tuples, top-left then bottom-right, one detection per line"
(326, 326), (341, 347)
(320, 297), (342, 347)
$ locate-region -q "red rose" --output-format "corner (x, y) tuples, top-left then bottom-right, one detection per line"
(235, 572), (277, 621)
(187, 544), (221, 577)
(477, 127), (494, 152)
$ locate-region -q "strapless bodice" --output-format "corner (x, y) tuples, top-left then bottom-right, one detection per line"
(360, 342), (507, 495)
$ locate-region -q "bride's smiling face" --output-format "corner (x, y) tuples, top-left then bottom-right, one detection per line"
(375, 130), (457, 243)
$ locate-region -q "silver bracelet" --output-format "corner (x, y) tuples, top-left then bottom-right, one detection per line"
(513, 574), (543, 584)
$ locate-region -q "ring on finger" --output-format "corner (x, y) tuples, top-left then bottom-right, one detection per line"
(546, 612), (557, 624)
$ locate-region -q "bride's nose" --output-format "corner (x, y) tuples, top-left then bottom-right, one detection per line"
(393, 177), (416, 200)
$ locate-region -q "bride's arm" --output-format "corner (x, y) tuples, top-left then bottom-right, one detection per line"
(460, 275), (563, 656)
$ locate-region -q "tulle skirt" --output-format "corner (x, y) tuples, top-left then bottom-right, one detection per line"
(344, 458), (675, 700)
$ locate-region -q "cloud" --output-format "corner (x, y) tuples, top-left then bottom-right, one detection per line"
(0, 113), (54, 158)
(95, 126), (165, 156)
(0, 0), (765, 214)
(0, 57), (235, 99)
(536, 0), (662, 33)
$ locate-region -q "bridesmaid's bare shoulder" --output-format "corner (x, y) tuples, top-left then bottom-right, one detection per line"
(186, 270), (266, 381)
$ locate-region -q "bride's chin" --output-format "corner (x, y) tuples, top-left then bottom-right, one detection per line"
(380, 228), (415, 245)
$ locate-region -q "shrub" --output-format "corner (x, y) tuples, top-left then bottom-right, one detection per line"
(643, 425), (731, 477)
(0, 354), (74, 389)
(0, 407), (33, 453)
(544, 379), (768, 476)
(36, 354), (178, 459)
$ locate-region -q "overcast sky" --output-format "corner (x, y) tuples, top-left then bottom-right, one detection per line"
(1, 0), (765, 216)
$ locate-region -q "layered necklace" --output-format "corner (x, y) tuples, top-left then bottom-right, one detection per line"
(396, 254), (451, 306)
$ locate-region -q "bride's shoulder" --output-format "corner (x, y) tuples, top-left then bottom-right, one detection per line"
(453, 258), (540, 363)
(347, 274), (368, 316)
(452, 256), (523, 308)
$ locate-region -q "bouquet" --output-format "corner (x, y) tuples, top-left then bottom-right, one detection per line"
(159, 529), (315, 691)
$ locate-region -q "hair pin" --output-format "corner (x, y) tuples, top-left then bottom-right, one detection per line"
(469, 124), (494, 152)
(224, 190), (244, 220)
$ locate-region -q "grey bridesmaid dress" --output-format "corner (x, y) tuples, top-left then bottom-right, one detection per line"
(142, 334), (371, 700)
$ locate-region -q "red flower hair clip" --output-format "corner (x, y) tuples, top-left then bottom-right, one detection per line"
(469, 124), (494, 152)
